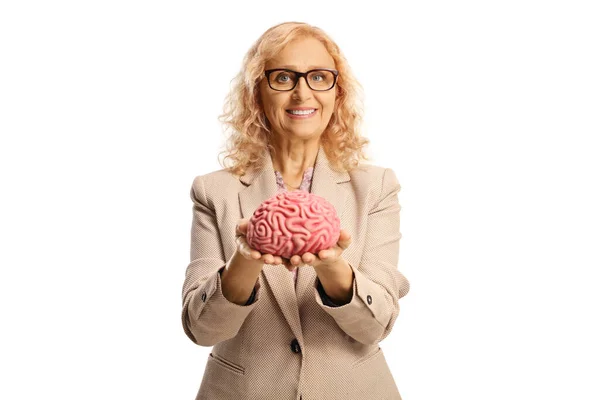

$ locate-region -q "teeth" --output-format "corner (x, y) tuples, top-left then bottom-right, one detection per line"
(288, 109), (316, 115)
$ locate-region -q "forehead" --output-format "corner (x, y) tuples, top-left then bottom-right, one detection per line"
(265, 37), (335, 70)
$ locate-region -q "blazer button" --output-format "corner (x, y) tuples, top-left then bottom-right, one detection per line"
(201, 292), (207, 302)
(290, 339), (301, 354)
(367, 295), (372, 305)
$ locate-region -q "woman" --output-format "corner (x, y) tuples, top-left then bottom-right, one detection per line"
(181, 22), (410, 400)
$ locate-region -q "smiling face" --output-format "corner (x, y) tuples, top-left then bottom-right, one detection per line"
(259, 36), (337, 142)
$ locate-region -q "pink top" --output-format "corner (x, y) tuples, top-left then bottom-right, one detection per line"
(274, 167), (314, 286)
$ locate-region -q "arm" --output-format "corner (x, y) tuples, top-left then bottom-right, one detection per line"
(181, 175), (262, 347)
(317, 275), (352, 307)
(314, 168), (410, 345)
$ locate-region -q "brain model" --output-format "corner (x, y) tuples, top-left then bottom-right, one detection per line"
(246, 191), (341, 259)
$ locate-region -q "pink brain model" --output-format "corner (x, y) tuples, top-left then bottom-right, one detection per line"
(246, 191), (341, 259)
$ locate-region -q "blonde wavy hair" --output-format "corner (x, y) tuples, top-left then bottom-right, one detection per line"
(217, 21), (371, 177)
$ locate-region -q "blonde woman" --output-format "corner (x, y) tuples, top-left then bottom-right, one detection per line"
(181, 22), (410, 400)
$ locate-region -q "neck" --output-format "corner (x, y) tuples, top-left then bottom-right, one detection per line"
(270, 138), (320, 179)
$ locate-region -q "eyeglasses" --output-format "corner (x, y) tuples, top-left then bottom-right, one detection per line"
(264, 68), (339, 91)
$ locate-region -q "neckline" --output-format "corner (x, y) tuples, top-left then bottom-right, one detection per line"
(274, 167), (314, 191)
(274, 166), (314, 177)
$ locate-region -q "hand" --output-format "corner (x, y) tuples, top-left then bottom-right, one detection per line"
(288, 229), (352, 271)
(235, 219), (285, 266)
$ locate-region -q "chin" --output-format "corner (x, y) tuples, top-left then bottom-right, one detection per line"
(291, 130), (321, 138)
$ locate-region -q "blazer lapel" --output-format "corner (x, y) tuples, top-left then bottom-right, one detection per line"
(238, 144), (350, 342)
(296, 146), (350, 306)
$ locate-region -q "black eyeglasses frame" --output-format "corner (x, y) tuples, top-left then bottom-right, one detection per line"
(264, 68), (339, 92)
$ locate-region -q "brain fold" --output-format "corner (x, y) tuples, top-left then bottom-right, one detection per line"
(246, 192), (341, 259)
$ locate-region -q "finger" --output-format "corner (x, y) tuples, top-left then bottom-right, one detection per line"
(285, 262), (295, 272)
(291, 255), (301, 266)
(242, 245), (259, 261)
(239, 245), (253, 260)
(236, 236), (250, 250)
(338, 242), (351, 251)
(236, 237), (244, 249)
(339, 236), (351, 244)
(242, 241), (260, 259)
(235, 227), (245, 238)
(236, 219), (249, 232)
(319, 250), (331, 260)
(302, 253), (314, 264)
(339, 238), (351, 246)
(338, 231), (351, 244)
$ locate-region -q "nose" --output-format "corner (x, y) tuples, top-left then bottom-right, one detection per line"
(291, 76), (313, 100)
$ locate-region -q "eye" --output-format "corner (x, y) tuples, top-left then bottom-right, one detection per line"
(275, 72), (293, 83)
(311, 74), (325, 82)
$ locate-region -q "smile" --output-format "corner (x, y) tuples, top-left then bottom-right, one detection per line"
(286, 109), (317, 119)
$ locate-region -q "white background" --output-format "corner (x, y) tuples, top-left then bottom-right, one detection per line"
(1, 1), (599, 399)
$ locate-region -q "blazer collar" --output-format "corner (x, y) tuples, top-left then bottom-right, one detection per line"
(238, 144), (350, 344)
(238, 144), (350, 218)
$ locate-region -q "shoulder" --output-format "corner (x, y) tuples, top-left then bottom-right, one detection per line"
(189, 168), (242, 207)
(348, 163), (401, 194)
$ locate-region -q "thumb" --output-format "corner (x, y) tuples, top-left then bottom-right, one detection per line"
(236, 219), (249, 235)
(339, 229), (351, 242)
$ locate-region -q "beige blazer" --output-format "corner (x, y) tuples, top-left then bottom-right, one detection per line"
(181, 145), (410, 400)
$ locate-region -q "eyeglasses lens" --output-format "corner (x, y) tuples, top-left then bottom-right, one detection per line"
(270, 70), (335, 91)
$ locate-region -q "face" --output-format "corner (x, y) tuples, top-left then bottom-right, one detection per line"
(259, 37), (337, 142)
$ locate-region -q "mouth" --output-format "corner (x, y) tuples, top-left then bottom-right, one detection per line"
(286, 108), (318, 118)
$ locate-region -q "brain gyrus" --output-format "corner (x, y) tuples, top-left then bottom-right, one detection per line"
(246, 191), (341, 259)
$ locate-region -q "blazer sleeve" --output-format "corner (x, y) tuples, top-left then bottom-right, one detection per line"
(181, 175), (261, 347)
(314, 168), (410, 345)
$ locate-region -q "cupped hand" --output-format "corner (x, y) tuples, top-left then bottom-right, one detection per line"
(235, 219), (285, 266)
(288, 229), (352, 271)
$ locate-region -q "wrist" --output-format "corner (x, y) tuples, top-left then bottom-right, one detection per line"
(233, 249), (264, 269)
(221, 251), (262, 305)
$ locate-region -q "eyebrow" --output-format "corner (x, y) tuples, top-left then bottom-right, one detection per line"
(276, 65), (334, 70)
